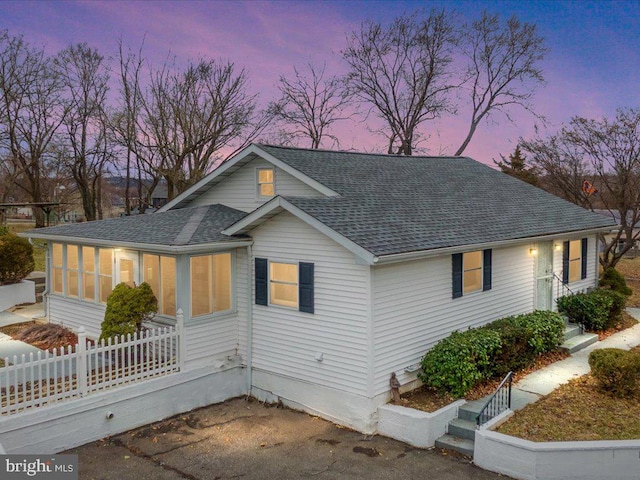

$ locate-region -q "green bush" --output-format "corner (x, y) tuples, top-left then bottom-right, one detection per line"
(419, 329), (502, 397)
(513, 310), (566, 355)
(0, 233), (35, 285)
(557, 292), (612, 331)
(593, 289), (627, 324)
(100, 282), (157, 342)
(589, 348), (640, 397)
(599, 267), (632, 296)
(0, 226), (9, 237)
(487, 318), (534, 375)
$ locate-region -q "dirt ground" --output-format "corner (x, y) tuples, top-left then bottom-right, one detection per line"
(67, 398), (506, 480)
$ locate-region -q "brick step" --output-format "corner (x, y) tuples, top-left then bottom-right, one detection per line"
(434, 434), (474, 457)
(560, 332), (599, 354)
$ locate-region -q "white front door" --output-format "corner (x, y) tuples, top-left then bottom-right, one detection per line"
(116, 250), (139, 287)
(535, 242), (554, 311)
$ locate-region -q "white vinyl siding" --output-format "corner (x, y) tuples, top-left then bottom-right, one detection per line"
(49, 296), (106, 338)
(372, 244), (534, 395)
(251, 212), (370, 396)
(190, 158), (323, 212)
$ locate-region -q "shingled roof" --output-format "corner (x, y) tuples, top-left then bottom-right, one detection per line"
(244, 144), (616, 256)
(26, 204), (250, 248)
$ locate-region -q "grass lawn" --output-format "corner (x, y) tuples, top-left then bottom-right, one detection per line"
(6, 222), (46, 271)
(614, 257), (640, 307)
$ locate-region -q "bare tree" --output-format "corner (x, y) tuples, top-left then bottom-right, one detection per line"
(522, 109), (640, 270)
(343, 10), (457, 155)
(0, 31), (67, 227)
(143, 59), (267, 199)
(56, 43), (112, 221)
(454, 12), (547, 155)
(271, 63), (351, 149)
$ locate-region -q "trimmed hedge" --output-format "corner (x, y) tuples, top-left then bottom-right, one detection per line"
(589, 348), (640, 397)
(557, 289), (626, 332)
(100, 282), (157, 342)
(0, 233), (35, 285)
(419, 310), (565, 397)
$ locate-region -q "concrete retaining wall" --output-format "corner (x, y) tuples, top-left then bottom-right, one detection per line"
(0, 280), (35, 312)
(377, 400), (466, 448)
(475, 411), (640, 480)
(0, 365), (246, 454)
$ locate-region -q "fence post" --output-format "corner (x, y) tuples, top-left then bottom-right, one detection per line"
(77, 327), (88, 396)
(177, 308), (186, 371)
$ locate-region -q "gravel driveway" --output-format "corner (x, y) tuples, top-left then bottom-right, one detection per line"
(67, 397), (508, 480)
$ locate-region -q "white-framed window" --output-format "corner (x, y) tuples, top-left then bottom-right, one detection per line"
(143, 254), (176, 316)
(190, 252), (233, 317)
(568, 240), (582, 283)
(257, 168), (275, 197)
(269, 261), (298, 308)
(463, 250), (483, 295)
(82, 246), (96, 301)
(98, 248), (113, 303)
(52, 243), (63, 294)
(51, 243), (112, 303)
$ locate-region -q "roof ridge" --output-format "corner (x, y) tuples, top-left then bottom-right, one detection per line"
(256, 143), (464, 160)
(173, 205), (209, 245)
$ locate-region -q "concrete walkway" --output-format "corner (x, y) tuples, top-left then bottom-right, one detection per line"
(508, 307), (640, 410)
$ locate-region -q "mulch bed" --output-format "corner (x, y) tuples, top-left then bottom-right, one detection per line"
(0, 321), (78, 353)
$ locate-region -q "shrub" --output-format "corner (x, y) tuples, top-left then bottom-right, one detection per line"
(589, 348), (640, 397)
(419, 329), (502, 397)
(100, 282), (157, 342)
(512, 310), (566, 356)
(599, 267), (632, 296)
(0, 226), (9, 237)
(593, 289), (627, 325)
(557, 292), (612, 331)
(487, 318), (534, 375)
(0, 233), (35, 285)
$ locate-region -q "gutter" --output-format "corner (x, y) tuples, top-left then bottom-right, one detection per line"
(245, 244), (253, 398)
(373, 226), (616, 265)
(28, 238), (49, 318)
(19, 233), (252, 255)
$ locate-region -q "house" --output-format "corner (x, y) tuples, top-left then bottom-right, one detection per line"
(594, 209), (640, 255)
(23, 144), (615, 432)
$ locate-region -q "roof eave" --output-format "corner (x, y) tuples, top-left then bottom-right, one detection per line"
(19, 231), (252, 254)
(373, 225), (615, 265)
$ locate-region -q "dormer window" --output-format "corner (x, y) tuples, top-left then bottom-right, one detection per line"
(257, 168), (275, 197)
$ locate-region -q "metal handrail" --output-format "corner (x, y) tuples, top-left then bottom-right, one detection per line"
(476, 371), (513, 427)
(553, 272), (575, 298)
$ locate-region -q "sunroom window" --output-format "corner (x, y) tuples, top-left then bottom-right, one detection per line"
(82, 246), (95, 300)
(190, 252), (233, 317)
(143, 254), (176, 316)
(98, 248), (113, 303)
(52, 243), (63, 294)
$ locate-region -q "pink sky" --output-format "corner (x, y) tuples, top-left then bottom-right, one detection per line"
(2, 0), (639, 165)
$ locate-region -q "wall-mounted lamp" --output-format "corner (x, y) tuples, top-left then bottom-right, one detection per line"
(529, 248), (538, 256)
(114, 248), (122, 252)
(554, 244), (562, 252)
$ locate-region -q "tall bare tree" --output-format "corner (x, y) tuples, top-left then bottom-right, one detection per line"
(0, 31), (67, 226)
(271, 63), (351, 149)
(56, 43), (112, 221)
(343, 10), (458, 155)
(143, 59), (267, 199)
(522, 109), (640, 270)
(455, 12), (547, 155)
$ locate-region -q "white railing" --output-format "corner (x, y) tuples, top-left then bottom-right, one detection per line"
(0, 310), (184, 416)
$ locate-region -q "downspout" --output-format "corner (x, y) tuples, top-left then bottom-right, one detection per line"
(29, 238), (49, 319)
(246, 244), (253, 398)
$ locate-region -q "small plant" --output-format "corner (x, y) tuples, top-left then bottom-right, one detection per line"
(557, 292), (613, 331)
(0, 233), (35, 285)
(419, 329), (502, 397)
(599, 267), (632, 296)
(589, 348), (640, 397)
(100, 282), (157, 342)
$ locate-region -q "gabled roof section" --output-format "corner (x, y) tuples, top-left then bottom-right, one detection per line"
(222, 144), (616, 261)
(23, 204), (251, 251)
(159, 144), (339, 212)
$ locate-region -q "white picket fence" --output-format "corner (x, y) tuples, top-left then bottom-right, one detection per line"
(0, 311), (185, 416)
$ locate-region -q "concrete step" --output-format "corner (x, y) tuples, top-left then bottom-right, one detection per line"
(447, 418), (476, 441)
(563, 324), (582, 341)
(435, 434), (474, 457)
(560, 332), (599, 354)
(457, 399), (484, 422)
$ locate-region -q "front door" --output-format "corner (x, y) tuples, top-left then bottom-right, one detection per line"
(535, 242), (554, 311)
(116, 250), (139, 287)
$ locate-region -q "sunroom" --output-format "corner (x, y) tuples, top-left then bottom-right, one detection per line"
(24, 204), (251, 340)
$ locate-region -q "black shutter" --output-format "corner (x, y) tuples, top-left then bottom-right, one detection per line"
(562, 241), (570, 284)
(483, 249), (492, 291)
(452, 253), (463, 299)
(581, 238), (588, 279)
(299, 262), (314, 313)
(255, 258), (268, 306)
